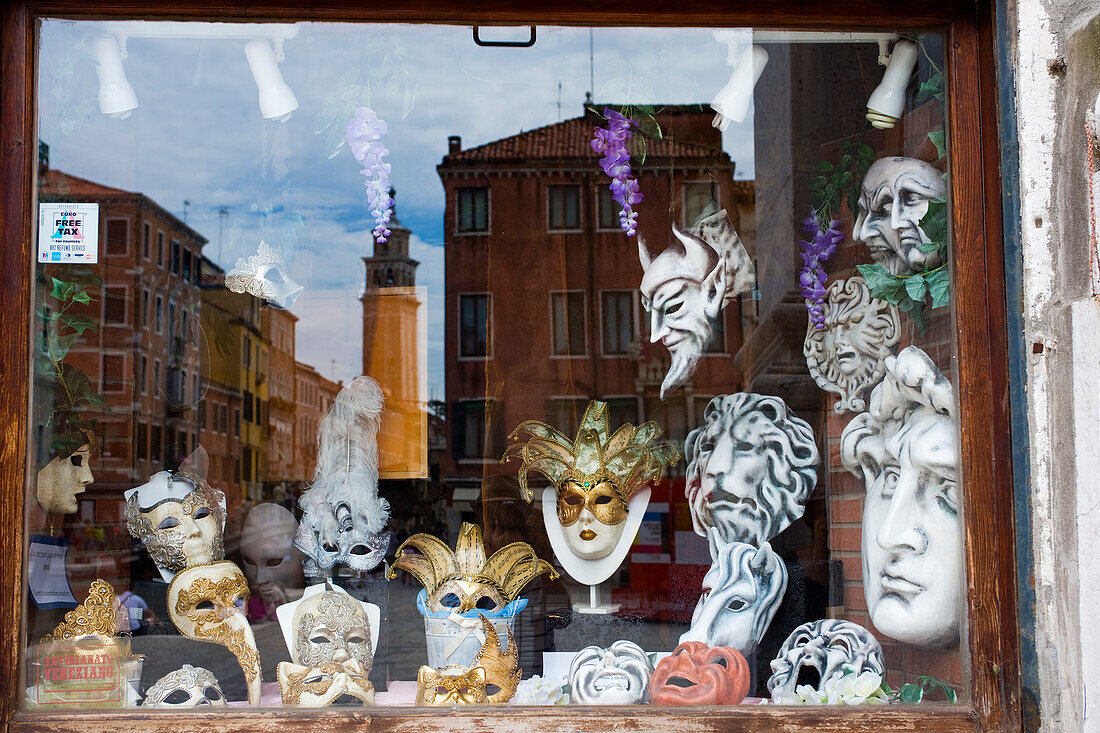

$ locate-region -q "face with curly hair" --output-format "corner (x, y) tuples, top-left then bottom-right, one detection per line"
(685, 394), (820, 546)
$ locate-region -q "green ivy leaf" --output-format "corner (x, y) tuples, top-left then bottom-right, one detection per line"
(905, 272), (927, 301)
(926, 269), (951, 308)
(71, 290), (91, 305)
(633, 112), (662, 140)
(899, 683), (924, 704)
(817, 160), (835, 174)
(856, 264), (908, 305)
(34, 355), (56, 378)
(47, 330), (80, 361)
(927, 129), (947, 159)
(60, 313), (97, 335)
(50, 277), (72, 301)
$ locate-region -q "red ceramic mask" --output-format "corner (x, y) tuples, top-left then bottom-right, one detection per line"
(649, 641), (750, 705)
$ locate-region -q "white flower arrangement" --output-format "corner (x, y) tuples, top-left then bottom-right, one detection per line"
(772, 669), (890, 705)
(511, 675), (570, 705)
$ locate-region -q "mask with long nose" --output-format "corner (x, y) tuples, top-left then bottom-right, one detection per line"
(854, 157), (947, 276)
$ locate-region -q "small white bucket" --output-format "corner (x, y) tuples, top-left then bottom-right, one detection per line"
(423, 614), (516, 669)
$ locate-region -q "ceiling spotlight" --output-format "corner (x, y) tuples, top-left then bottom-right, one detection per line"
(866, 39), (919, 129)
(711, 45), (769, 131)
(92, 36), (138, 119)
(244, 38), (299, 122)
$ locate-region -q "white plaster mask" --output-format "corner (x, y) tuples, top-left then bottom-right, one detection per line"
(142, 665), (226, 708)
(840, 345), (961, 650)
(167, 561), (261, 705)
(639, 210), (755, 399)
(680, 530), (788, 656)
(804, 277), (901, 414)
(854, 157), (947, 276)
(240, 503), (303, 607)
(225, 240), (304, 310)
(766, 619), (886, 699)
(125, 471), (226, 576)
(36, 444), (93, 514)
(568, 640), (653, 705)
(685, 394), (819, 546)
(290, 590), (373, 672)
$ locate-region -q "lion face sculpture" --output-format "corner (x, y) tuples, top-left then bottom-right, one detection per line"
(685, 394), (819, 546)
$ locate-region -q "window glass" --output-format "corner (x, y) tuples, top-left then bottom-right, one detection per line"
(26, 21), (963, 714)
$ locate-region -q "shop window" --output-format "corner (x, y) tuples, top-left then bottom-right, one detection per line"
(103, 287), (127, 324)
(100, 353), (125, 393)
(596, 185), (619, 230)
(142, 221), (151, 259)
(459, 293), (491, 357)
(548, 184), (581, 231)
(453, 399), (502, 459)
(156, 230), (165, 267)
(682, 180), (718, 226)
(601, 290), (635, 355)
(457, 186), (489, 232)
(550, 290), (586, 356)
(170, 239), (181, 276)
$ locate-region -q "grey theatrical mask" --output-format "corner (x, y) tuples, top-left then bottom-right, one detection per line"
(840, 346), (961, 650)
(767, 619), (886, 699)
(854, 156), (947, 276)
(639, 209), (755, 399)
(684, 394), (819, 546)
(142, 665), (226, 708)
(804, 277), (900, 414)
(568, 640), (653, 705)
(679, 529), (787, 656)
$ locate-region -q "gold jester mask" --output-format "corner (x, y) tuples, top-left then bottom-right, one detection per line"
(388, 522), (557, 613)
(415, 665), (488, 706)
(473, 616), (520, 703)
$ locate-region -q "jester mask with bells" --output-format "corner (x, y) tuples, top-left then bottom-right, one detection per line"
(142, 665), (226, 708)
(502, 401), (680, 561)
(415, 665), (488, 706)
(389, 522), (556, 613)
(167, 561), (261, 705)
(639, 209), (756, 399)
(472, 616), (520, 703)
(125, 471), (226, 578)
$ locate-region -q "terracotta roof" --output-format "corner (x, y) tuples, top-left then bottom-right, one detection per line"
(38, 169), (136, 198)
(441, 113), (729, 166)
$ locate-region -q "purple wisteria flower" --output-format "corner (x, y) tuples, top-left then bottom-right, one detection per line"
(591, 109), (643, 236)
(799, 210), (844, 329)
(346, 106), (393, 243)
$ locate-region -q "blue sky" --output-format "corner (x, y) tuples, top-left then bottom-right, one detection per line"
(38, 21), (757, 396)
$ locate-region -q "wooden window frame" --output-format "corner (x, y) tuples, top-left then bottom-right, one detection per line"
(0, 2), (1019, 732)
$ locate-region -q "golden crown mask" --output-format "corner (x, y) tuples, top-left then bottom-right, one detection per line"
(501, 400), (681, 503)
(41, 579), (122, 642)
(387, 522), (557, 608)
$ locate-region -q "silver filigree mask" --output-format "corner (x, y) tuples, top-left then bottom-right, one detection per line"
(125, 472), (226, 573)
(292, 591), (373, 673)
(225, 240), (303, 310)
(142, 665), (226, 708)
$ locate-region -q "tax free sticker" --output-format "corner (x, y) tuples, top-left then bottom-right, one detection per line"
(38, 203), (99, 263)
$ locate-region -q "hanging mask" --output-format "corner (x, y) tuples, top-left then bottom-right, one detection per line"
(142, 665), (226, 708)
(277, 660), (375, 706)
(291, 590), (373, 671)
(167, 561), (260, 705)
(568, 640), (653, 705)
(415, 665), (488, 706)
(125, 471), (226, 579)
(225, 240), (304, 310)
(649, 641), (751, 706)
(502, 401), (679, 561)
(472, 616), (520, 703)
(767, 619), (886, 701)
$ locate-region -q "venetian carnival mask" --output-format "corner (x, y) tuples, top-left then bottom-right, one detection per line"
(278, 659), (375, 706)
(680, 531), (787, 656)
(142, 665), (226, 708)
(767, 619), (886, 700)
(296, 377), (391, 578)
(41, 579), (124, 642)
(291, 590), (373, 670)
(649, 641), (750, 706)
(841, 346), (961, 650)
(36, 443), (94, 514)
(568, 640), (653, 705)
(638, 209), (756, 399)
(389, 522), (556, 613)
(684, 394), (819, 546)
(125, 471), (226, 577)
(415, 665), (488, 706)
(472, 616), (520, 703)
(167, 561), (261, 705)
(225, 240), (304, 310)
(854, 156), (947, 276)
(502, 401), (679, 561)
(804, 277), (901, 414)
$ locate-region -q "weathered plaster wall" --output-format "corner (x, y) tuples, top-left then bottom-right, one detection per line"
(1011, 0), (1100, 729)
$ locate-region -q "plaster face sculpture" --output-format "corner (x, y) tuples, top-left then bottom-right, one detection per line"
(766, 619), (886, 700)
(854, 156), (947, 276)
(840, 345), (961, 649)
(36, 443), (94, 514)
(167, 561), (261, 705)
(684, 394), (819, 546)
(389, 522), (556, 613)
(225, 240), (304, 310)
(473, 616), (520, 703)
(415, 665), (489, 706)
(296, 377), (390, 578)
(638, 209), (756, 399)
(680, 530), (788, 656)
(503, 400), (679, 561)
(142, 665), (226, 708)
(804, 277), (901, 414)
(240, 503), (303, 608)
(649, 641), (750, 706)
(125, 471), (226, 577)
(568, 640), (653, 705)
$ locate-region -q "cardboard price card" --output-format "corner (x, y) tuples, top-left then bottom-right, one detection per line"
(38, 203), (99, 263)
(27, 638), (129, 708)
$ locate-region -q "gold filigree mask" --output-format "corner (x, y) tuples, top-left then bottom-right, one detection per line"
(41, 579), (123, 642)
(292, 591), (373, 672)
(473, 617), (520, 703)
(125, 474), (226, 572)
(556, 479), (628, 527)
(168, 561), (260, 705)
(415, 665), (488, 706)
(277, 659), (375, 706)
